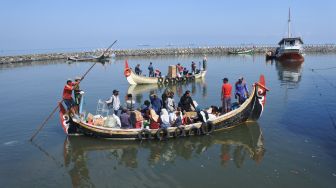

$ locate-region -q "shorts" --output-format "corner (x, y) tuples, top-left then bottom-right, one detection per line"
(64, 99), (75, 110)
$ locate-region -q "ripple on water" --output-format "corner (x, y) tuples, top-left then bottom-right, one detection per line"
(3, 140), (19, 146)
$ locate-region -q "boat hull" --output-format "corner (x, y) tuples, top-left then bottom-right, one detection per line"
(126, 69), (206, 85)
(276, 52), (304, 63)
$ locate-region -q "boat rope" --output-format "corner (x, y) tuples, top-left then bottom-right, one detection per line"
(310, 70), (336, 130)
(310, 67), (336, 90)
(310, 66), (336, 71)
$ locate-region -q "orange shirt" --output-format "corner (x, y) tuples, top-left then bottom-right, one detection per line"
(63, 84), (73, 100)
(222, 83), (232, 98)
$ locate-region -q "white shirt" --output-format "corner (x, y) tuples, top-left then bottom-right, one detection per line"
(166, 97), (176, 113)
(106, 95), (121, 111)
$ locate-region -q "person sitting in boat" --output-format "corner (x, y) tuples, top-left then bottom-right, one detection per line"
(106, 89), (121, 115)
(130, 108), (143, 129)
(124, 94), (136, 111)
(161, 88), (171, 109)
(195, 110), (209, 123)
(149, 109), (160, 129)
(176, 63), (184, 77)
(160, 108), (170, 129)
(183, 67), (189, 76)
(154, 69), (162, 77)
(148, 62), (154, 77)
(173, 111), (183, 127)
(141, 100), (151, 120)
(235, 77), (249, 104)
(205, 106), (219, 121)
(150, 93), (162, 115)
(120, 108), (132, 129)
(178, 90), (196, 112)
(166, 91), (176, 113)
(62, 79), (78, 115)
(191, 61), (196, 74)
(135, 64), (142, 75)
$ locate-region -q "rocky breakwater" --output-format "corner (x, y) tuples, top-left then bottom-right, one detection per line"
(1, 45), (336, 64)
(113, 46), (275, 56)
(0, 51), (105, 65)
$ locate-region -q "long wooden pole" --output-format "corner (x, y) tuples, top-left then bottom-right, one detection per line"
(99, 40), (118, 58)
(29, 62), (97, 141)
(30, 40), (118, 141)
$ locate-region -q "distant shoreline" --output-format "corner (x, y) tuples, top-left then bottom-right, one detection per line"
(1, 44), (336, 64)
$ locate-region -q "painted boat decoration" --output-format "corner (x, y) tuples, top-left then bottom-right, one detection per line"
(124, 60), (206, 85)
(58, 75), (269, 140)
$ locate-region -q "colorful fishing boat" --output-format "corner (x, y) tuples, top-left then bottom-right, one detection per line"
(275, 8), (304, 64)
(124, 60), (206, 85)
(58, 75), (269, 140)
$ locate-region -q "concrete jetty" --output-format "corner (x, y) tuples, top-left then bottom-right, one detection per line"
(1, 44), (335, 65)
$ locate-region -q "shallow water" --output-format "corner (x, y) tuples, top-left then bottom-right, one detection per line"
(0, 54), (336, 187)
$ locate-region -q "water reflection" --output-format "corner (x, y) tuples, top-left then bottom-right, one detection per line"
(63, 122), (264, 187)
(127, 79), (207, 104)
(275, 61), (303, 88)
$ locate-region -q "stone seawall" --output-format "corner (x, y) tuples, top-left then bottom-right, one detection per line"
(1, 45), (335, 64)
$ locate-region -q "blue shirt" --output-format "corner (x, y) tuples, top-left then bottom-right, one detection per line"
(150, 96), (162, 114)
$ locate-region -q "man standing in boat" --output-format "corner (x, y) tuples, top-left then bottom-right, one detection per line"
(221, 78), (232, 114)
(73, 76), (82, 106)
(191, 61), (196, 74)
(148, 62), (154, 77)
(203, 55), (207, 70)
(106, 89), (121, 115)
(62, 79), (77, 115)
(135, 64), (142, 75)
(235, 77), (249, 104)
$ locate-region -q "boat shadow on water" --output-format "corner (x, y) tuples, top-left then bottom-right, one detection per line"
(62, 122), (265, 186)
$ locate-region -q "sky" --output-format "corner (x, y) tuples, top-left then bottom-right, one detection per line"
(0, 0), (335, 54)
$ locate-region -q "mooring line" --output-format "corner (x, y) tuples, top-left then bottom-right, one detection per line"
(310, 66), (336, 71)
(310, 67), (336, 90)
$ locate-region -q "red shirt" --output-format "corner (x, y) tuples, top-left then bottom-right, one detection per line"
(177, 65), (183, 72)
(63, 84), (73, 100)
(222, 83), (232, 98)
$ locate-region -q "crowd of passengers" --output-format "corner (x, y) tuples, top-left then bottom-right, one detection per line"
(62, 75), (249, 129)
(134, 57), (207, 77)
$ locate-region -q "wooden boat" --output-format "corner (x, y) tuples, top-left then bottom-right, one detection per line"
(275, 9), (304, 64)
(228, 49), (254, 55)
(58, 75), (269, 140)
(124, 60), (206, 85)
(265, 50), (276, 60)
(67, 54), (110, 62)
(67, 41), (117, 62)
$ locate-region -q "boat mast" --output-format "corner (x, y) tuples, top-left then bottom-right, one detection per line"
(288, 8), (291, 38)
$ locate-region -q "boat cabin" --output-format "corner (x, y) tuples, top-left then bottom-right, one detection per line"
(278, 37), (303, 47)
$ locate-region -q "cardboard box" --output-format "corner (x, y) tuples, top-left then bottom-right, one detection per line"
(168, 65), (177, 78)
